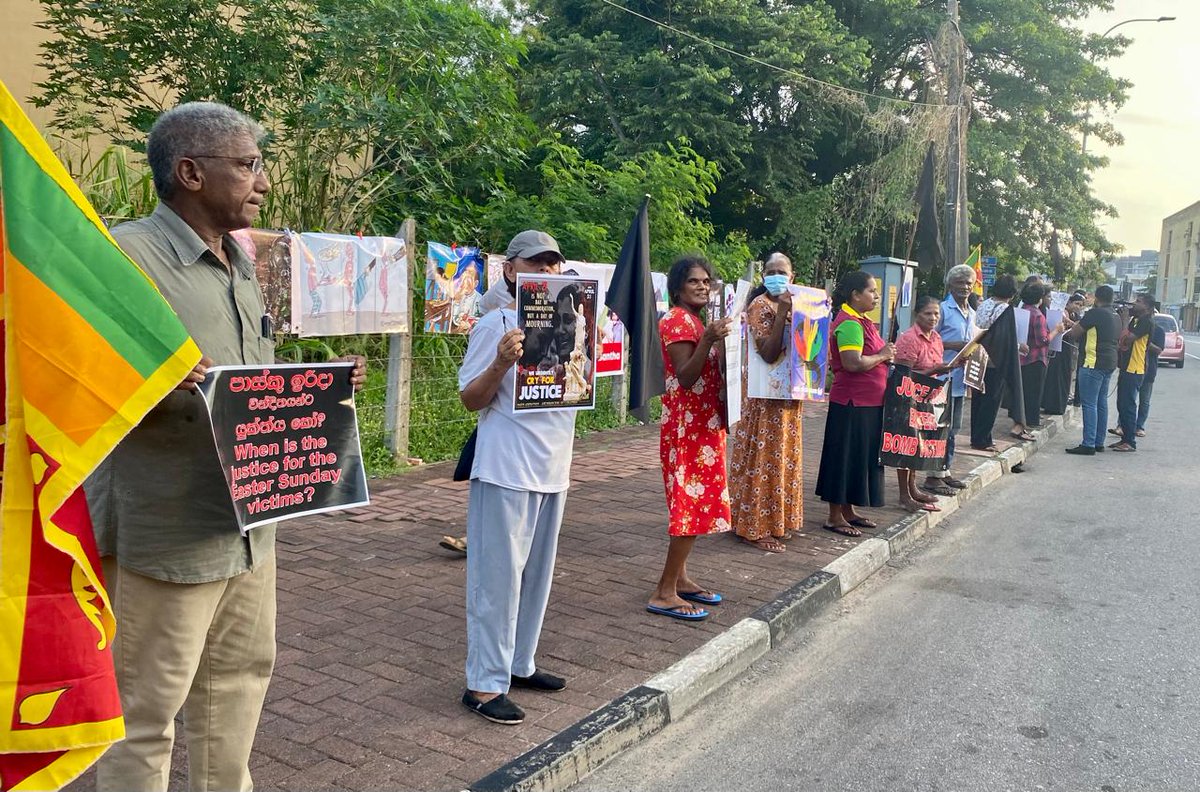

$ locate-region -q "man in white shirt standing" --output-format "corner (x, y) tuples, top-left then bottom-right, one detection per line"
(458, 230), (574, 724)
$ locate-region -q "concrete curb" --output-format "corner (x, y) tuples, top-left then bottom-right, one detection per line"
(469, 406), (1077, 792)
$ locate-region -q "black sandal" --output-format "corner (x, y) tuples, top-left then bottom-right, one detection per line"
(823, 523), (863, 537)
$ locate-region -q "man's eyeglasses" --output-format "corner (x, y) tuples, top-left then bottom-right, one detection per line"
(186, 154), (265, 175)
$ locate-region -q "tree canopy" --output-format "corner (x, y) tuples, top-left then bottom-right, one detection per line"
(37, 0), (1131, 284)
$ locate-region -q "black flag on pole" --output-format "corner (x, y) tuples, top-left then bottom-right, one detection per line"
(606, 196), (665, 422)
(912, 142), (944, 273)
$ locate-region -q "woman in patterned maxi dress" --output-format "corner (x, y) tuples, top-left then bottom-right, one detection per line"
(648, 255), (734, 622)
(729, 253), (804, 553)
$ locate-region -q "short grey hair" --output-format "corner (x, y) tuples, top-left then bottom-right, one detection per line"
(146, 102), (265, 200)
(764, 252), (792, 269)
(945, 264), (977, 284)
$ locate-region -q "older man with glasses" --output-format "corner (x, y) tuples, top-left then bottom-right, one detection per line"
(86, 101), (364, 791)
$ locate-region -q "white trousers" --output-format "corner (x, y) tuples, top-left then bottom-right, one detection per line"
(465, 480), (565, 694)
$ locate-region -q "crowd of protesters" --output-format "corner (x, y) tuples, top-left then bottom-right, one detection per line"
(86, 101), (1170, 789)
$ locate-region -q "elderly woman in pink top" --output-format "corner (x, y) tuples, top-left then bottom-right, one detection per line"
(892, 295), (961, 513)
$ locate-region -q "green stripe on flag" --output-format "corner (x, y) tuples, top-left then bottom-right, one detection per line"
(1, 127), (188, 378)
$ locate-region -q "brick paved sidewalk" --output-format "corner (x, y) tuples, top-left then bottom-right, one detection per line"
(71, 401), (1036, 792)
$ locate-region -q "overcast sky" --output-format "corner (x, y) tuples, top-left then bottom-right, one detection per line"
(1078, 0), (1199, 254)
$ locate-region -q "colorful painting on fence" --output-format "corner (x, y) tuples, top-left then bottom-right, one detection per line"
(290, 232), (409, 337)
(425, 242), (485, 334)
(746, 284), (830, 401)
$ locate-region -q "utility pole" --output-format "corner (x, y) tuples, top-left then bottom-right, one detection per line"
(943, 0), (969, 272)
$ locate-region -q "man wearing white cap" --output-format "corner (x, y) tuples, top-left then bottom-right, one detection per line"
(457, 229), (573, 724)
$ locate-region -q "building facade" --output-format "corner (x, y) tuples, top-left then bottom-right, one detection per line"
(1158, 200), (1200, 331)
(1105, 249), (1158, 298)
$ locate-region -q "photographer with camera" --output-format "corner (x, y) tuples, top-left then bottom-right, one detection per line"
(1107, 293), (1160, 452)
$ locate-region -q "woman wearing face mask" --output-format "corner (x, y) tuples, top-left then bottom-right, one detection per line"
(815, 270), (896, 536)
(729, 253), (804, 553)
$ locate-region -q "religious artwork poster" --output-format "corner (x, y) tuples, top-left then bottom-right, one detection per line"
(746, 284), (830, 401)
(424, 242), (485, 334)
(290, 233), (409, 337)
(197, 362), (370, 534)
(880, 364), (952, 472)
(514, 273), (599, 412)
(231, 228), (292, 333)
(562, 261), (624, 377)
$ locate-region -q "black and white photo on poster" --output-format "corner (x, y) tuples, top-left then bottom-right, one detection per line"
(514, 273), (600, 412)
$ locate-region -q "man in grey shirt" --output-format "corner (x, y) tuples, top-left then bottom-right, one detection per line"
(86, 102), (364, 791)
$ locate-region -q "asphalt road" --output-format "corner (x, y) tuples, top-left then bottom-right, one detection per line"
(576, 361), (1199, 792)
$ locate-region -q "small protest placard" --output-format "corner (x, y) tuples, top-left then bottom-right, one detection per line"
(880, 365), (952, 472)
(514, 273), (600, 412)
(198, 362), (370, 533)
(963, 345), (990, 392)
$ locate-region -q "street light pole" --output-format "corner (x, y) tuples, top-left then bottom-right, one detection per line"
(1072, 15), (1176, 268)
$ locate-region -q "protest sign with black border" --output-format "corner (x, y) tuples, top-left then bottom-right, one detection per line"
(880, 364), (952, 471)
(197, 362), (370, 533)
(514, 273), (600, 412)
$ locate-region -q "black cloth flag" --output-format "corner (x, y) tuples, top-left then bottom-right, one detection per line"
(606, 197), (665, 422)
(978, 304), (1025, 427)
(912, 142), (944, 273)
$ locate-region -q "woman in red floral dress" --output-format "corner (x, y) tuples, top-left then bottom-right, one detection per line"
(648, 255), (734, 621)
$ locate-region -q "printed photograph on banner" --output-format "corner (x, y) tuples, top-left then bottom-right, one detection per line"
(232, 228), (292, 333)
(880, 365), (951, 472)
(707, 278), (726, 321)
(651, 271), (669, 318)
(196, 363), (371, 533)
(514, 273), (599, 412)
(425, 242), (485, 334)
(290, 232), (409, 337)
(562, 260), (623, 377)
(486, 253), (506, 290)
(963, 345), (989, 391)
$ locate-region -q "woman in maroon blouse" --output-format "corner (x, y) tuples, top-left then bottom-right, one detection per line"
(815, 271), (896, 536)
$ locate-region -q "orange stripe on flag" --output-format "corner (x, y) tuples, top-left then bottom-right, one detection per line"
(7, 257), (146, 448)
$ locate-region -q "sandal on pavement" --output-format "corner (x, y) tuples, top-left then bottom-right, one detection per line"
(921, 482), (957, 497)
(847, 517), (878, 529)
(1110, 443), (1136, 452)
(741, 536), (786, 554)
(1108, 427), (1122, 437)
(971, 444), (999, 452)
(647, 603), (709, 621)
(1136, 429), (1146, 437)
(902, 501), (941, 514)
(439, 535), (467, 555)
(679, 590), (723, 605)
(944, 477), (968, 489)
(823, 523), (863, 538)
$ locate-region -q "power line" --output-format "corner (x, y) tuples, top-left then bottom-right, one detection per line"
(597, 0), (948, 110)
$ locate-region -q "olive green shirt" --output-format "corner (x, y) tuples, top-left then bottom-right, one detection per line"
(85, 204), (276, 583)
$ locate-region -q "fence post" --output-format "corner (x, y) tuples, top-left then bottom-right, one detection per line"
(385, 217), (417, 460)
(610, 336), (628, 423)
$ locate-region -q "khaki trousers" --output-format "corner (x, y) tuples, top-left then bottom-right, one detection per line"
(97, 556), (277, 792)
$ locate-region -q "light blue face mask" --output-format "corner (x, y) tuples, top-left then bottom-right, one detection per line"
(763, 274), (790, 296)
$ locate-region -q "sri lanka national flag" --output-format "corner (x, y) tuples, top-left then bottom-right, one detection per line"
(964, 244), (983, 297)
(0, 81), (199, 789)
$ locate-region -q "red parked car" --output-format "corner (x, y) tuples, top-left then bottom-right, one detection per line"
(1155, 313), (1186, 368)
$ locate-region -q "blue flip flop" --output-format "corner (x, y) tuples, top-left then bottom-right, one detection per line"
(647, 604), (709, 621)
(679, 590), (722, 606)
